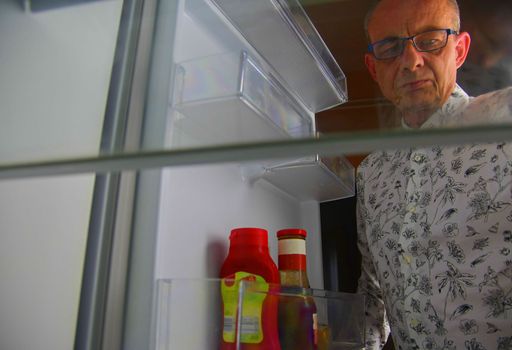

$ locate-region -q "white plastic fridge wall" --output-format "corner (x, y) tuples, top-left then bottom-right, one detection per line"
(0, 1), (123, 350)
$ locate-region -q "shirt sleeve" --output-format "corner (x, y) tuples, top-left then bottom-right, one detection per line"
(455, 86), (512, 126)
(355, 168), (391, 350)
(481, 86), (512, 123)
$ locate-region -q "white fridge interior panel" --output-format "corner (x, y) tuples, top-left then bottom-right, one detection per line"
(0, 1), (121, 350)
(0, 0), (120, 164)
(154, 162), (323, 286)
(0, 176), (94, 350)
(174, 3), (242, 62)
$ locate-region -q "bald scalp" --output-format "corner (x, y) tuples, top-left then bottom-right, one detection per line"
(364, 0), (460, 42)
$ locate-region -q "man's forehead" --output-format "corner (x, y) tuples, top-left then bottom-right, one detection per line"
(368, 0), (453, 40)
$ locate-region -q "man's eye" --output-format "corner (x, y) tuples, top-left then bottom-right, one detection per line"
(376, 41), (400, 55)
(417, 38), (441, 49)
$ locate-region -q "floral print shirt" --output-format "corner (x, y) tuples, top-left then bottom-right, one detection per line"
(356, 85), (512, 350)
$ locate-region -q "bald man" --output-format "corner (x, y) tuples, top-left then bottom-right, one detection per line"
(356, 0), (512, 348)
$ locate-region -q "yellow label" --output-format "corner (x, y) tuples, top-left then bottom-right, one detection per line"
(221, 272), (268, 344)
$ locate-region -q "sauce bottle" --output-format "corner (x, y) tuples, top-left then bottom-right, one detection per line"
(277, 228), (318, 350)
(220, 227), (281, 350)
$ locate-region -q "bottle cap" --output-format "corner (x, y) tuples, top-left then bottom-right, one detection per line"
(230, 227), (268, 247)
(276, 228), (307, 238)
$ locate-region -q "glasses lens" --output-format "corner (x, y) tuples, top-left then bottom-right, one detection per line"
(373, 39), (403, 59)
(413, 30), (448, 52)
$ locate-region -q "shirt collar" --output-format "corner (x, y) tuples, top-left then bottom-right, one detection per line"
(401, 85), (470, 129)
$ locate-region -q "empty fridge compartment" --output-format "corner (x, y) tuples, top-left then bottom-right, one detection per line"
(170, 52), (313, 148)
(153, 278), (365, 350)
(259, 155), (355, 202)
(206, 0), (348, 112)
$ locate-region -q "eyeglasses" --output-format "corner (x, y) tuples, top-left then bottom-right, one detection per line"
(368, 29), (458, 60)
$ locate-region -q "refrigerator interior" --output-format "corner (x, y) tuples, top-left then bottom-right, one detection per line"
(150, 0), (358, 347)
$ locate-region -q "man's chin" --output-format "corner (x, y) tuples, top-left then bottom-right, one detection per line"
(397, 93), (440, 112)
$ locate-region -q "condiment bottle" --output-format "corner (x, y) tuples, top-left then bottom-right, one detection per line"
(277, 228), (318, 350)
(220, 227), (281, 350)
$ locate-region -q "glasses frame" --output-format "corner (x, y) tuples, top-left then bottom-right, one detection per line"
(368, 28), (458, 60)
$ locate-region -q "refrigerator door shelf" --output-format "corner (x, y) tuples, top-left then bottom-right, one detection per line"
(242, 155), (355, 202)
(153, 278), (365, 350)
(191, 0), (347, 112)
(169, 52), (313, 148)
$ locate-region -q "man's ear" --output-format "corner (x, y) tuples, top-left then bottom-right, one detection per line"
(364, 53), (378, 81)
(455, 31), (471, 68)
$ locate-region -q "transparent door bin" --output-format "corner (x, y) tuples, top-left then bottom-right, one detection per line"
(169, 52), (314, 148)
(154, 279), (224, 350)
(153, 278), (365, 350)
(241, 155), (355, 202)
(207, 0), (348, 112)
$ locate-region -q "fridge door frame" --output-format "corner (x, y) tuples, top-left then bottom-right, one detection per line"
(74, 0), (161, 349)
(108, 0), (181, 350)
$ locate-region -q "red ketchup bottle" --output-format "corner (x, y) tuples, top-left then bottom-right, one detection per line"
(220, 227), (281, 350)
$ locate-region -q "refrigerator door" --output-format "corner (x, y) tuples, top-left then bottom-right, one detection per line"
(0, 2), (124, 350)
(119, 0), (355, 349)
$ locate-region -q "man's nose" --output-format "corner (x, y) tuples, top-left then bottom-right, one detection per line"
(399, 40), (424, 71)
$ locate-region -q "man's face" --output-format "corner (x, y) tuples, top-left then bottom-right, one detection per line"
(365, 0), (471, 127)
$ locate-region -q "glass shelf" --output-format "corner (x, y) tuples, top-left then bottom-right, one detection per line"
(1, 124), (512, 180)
(154, 278), (365, 350)
(242, 155), (355, 202)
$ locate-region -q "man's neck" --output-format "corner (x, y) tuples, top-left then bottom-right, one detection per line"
(401, 107), (438, 128)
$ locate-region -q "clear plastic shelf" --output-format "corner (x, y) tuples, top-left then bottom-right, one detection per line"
(188, 0), (347, 112)
(242, 155), (355, 202)
(154, 278), (365, 350)
(169, 52), (313, 148)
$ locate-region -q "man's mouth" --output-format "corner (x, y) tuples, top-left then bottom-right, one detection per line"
(400, 79), (431, 91)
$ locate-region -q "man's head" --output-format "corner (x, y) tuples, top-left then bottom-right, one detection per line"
(364, 0), (471, 128)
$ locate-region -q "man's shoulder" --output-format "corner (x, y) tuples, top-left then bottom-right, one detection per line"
(471, 85), (512, 103)
(456, 86), (512, 125)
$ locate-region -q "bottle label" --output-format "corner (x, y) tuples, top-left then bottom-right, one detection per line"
(221, 271), (268, 344)
(278, 238), (306, 255)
